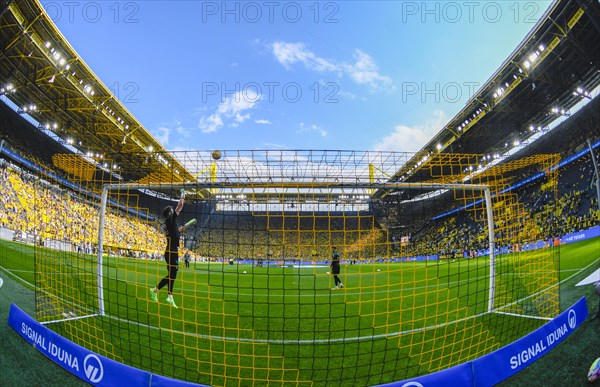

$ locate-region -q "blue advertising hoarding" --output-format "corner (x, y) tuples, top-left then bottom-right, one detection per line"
(8, 297), (590, 387)
(378, 297), (588, 387)
(7, 303), (209, 387)
(561, 226), (600, 245)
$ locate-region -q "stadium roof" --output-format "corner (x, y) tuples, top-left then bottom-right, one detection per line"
(379, 0), (600, 193)
(0, 0), (195, 183)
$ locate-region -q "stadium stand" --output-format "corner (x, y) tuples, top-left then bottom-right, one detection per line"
(1, 0), (599, 385)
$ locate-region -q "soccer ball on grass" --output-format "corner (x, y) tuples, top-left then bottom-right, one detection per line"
(588, 357), (600, 382)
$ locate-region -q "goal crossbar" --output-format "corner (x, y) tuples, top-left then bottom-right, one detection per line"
(104, 182), (492, 191)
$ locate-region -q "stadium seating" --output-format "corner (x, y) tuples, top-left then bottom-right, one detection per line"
(0, 145), (597, 264)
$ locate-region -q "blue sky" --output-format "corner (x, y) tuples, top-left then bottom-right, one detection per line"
(40, 1), (552, 152)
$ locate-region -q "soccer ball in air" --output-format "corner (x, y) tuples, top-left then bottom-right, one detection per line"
(212, 150), (222, 160)
(588, 357), (600, 382)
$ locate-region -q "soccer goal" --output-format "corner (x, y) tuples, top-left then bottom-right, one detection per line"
(31, 150), (560, 385)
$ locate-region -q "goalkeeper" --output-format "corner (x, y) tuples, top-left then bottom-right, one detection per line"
(149, 189), (190, 308)
(330, 246), (344, 290)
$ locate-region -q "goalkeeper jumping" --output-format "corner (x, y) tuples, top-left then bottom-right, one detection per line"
(149, 189), (191, 308)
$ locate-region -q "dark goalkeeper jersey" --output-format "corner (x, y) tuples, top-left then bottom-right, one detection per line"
(165, 211), (180, 250)
(331, 251), (340, 267)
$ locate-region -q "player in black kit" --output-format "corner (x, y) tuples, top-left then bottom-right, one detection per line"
(149, 189), (189, 308)
(330, 246), (344, 290)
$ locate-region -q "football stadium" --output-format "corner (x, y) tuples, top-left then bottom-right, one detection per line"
(1, 0), (599, 386)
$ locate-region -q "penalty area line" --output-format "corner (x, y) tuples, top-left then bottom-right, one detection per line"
(42, 313), (101, 325)
(492, 310), (552, 321)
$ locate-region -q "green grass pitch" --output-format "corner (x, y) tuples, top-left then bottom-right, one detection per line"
(1, 238), (598, 386)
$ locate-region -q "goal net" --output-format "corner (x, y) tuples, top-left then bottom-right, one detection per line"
(27, 149), (560, 385)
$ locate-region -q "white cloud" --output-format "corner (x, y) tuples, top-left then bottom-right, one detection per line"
(298, 122), (328, 137)
(272, 41), (338, 73)
(343, 49), (392, 91)
(150, 119), (196, 150)
(234, 113), (250, 124)
(337, 90), (358, 100)
(176, 125), (189, 136)
(198, 114), (224, 134)
(171, 120), (190, 137)
(255, 119), (272, 125)
(270, 41), (392, 91)
(373, 110), (448, 153)
(198, 90), (260, 133)
(152, 126), (171, 145)
(263, 142), (287, 149)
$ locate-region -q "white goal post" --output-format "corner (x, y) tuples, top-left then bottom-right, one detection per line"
(96, 181), (496, 316)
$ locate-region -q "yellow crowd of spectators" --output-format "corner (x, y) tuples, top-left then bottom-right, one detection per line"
(1, 150), (597, 264)
(407, 161), (599, 256)
(195, 214), (390, 261)
(0, 164), (166, 258)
